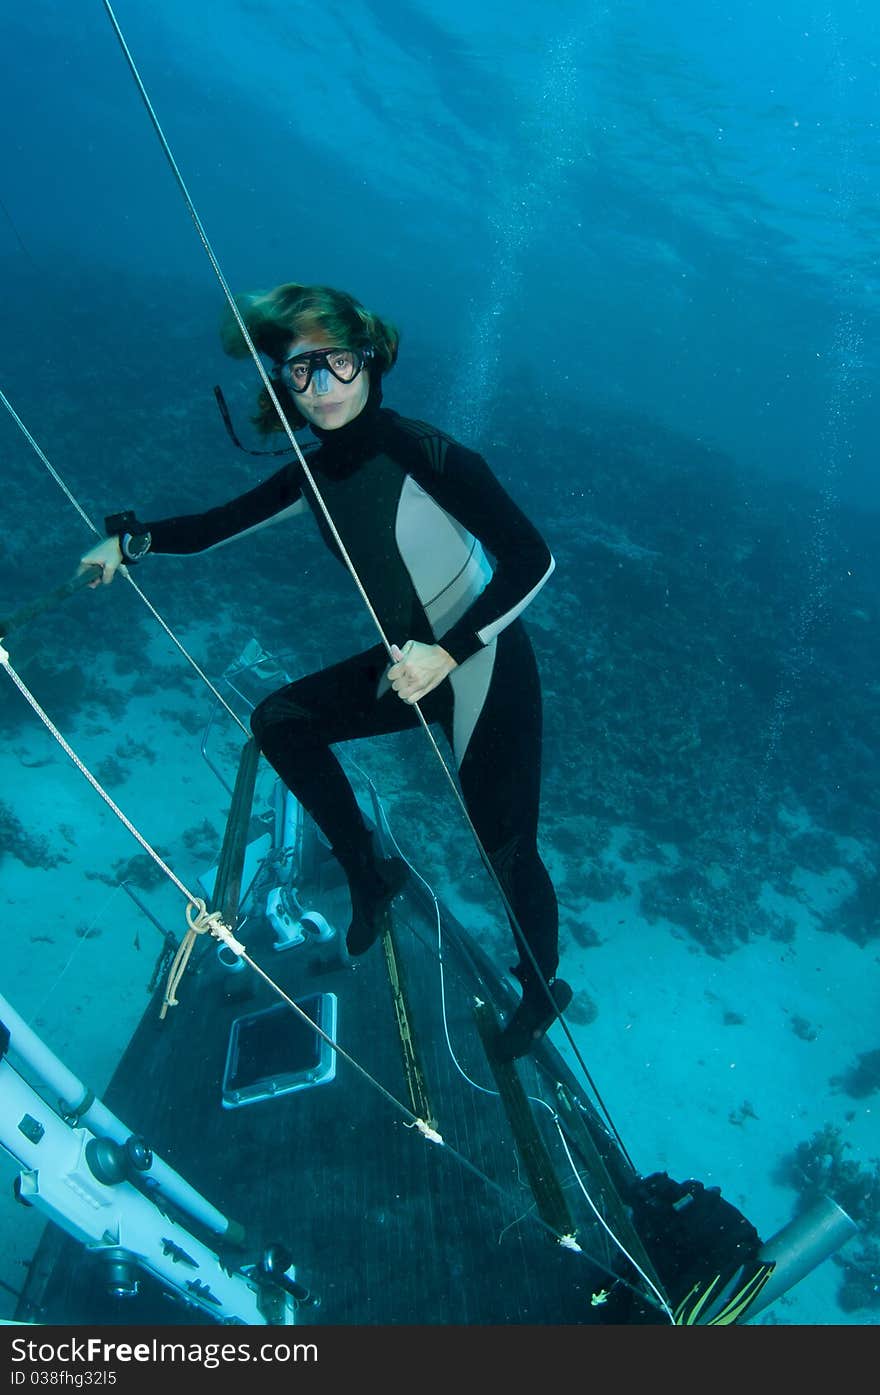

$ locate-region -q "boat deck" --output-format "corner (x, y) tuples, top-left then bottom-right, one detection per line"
(16, 834), (659, 1327)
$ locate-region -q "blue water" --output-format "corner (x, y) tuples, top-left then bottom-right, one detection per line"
(1, 0), (878, 1329)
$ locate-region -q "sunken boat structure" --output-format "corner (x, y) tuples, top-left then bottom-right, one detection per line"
(0, 634), (858, 1328)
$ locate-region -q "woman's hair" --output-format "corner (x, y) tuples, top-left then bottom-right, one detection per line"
(219, 282), (400, 434)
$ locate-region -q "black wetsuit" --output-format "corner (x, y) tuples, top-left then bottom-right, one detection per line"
(136, 397), (559, 987)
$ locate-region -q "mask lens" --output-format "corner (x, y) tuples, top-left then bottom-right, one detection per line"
(326, 349), (358, 382)
(282, 347), (366, 393)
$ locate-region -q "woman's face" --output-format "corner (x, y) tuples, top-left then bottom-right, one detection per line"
(282, 336), (370, 431)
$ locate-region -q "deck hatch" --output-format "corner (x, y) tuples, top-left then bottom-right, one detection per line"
(221, 994), (337, 1108)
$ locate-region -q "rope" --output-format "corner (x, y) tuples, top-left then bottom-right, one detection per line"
(159, 899), (242, 1019)
(119, 573), (249, 737)
(0, 387), (248, 736)
(0, 388), (101, 532)
(1, 645), (196, 904)
(345, 795), (668, 1312)
(0, 595), (660, 1312)
(99, 0), (623, 1152)
(3, 1), (642, 1284)
(216, 942), (655, 1306)
(0, 640), (237, 1007)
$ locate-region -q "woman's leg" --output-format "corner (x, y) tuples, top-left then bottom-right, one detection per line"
(455, 624), (562, 1018)
(250, 644), (446, 952)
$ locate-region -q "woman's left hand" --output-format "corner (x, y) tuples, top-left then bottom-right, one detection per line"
(387, 641), (457, 704)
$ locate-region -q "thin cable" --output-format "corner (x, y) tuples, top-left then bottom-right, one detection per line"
(242, 943), (656, 1303)
(371, 757), (633, 1162)
(0, 387), (248, 735)
(2, 644), (208, 909)
(3, 202), (643, 1293)
(100, 0), (625, 1149)
(553, 1117), (675, 1323)
(1, 637), (655, 1309)
(0, 388), (101, 531)
(120, 575), (249, 736)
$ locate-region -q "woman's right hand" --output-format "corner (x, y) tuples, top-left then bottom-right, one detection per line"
(78, 536), (124, 587)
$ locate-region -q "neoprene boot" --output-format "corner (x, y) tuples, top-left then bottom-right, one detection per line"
(495, 971), (573, 1062)
(335, 831), (410, 957)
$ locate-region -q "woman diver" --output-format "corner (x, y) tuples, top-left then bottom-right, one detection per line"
(79, 282), (571, 1060)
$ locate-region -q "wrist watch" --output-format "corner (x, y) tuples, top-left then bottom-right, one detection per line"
(120, 530), (152, 563)
(105, 510), (152, 565)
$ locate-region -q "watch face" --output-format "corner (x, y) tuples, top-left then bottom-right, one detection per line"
(126, 533), (151, 560)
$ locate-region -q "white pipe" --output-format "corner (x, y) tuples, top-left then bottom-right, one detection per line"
(747, 1195), (859, 1318)
(0, 991), (243, 1243)
(0, 1060), (266, 1323)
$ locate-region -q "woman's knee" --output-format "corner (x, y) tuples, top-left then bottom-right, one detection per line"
(250, 688), (307, 753)
(249, 693), (273, 748)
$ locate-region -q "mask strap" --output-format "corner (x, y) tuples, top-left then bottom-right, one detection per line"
(213, 386), (295, 457)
